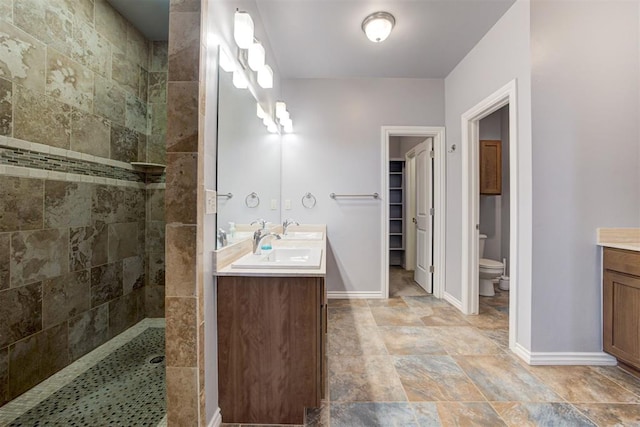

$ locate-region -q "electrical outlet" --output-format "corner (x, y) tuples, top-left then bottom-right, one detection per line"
(284, 199), (291, 210)
(205, 189), (217, 215)
(270, 199), (277, 210)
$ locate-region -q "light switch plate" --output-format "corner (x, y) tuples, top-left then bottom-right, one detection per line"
(205, 189), (217, 214)
(284, 199), (291, 210)
(270, 199), (277, 210)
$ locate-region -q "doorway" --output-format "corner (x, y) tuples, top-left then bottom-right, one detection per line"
(460, 80), (518, 350)
(381, 126), (445, 300)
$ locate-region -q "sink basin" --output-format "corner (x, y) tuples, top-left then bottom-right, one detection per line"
(231, 247), (323, 269)
(282, 231), (323, 240)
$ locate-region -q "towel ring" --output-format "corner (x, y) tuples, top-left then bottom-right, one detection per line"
(245, 192), (260, 208)
(302, 192), (317, 209)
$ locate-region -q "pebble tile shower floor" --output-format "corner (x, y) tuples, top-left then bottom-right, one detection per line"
(0, 321), (166, 426)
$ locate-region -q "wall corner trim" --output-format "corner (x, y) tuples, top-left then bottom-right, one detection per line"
(442, 292), (463, 311)
(208, 408), (222, 427)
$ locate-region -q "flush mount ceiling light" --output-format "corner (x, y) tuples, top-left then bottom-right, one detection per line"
(361, 11), (395, 43)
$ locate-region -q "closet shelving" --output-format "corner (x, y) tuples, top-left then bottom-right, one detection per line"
(389, 159), (405, 266)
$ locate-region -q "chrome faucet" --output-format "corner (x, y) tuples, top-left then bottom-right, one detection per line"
(253, 229), (281, 255)
(282, 218), (299, 235)
(251, 218), (267, 230)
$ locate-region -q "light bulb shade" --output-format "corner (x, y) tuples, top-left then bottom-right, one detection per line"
(283, 121), (293, 133)
(256, 103), (266, 119)
(234, 11), (254, 49)
(248, 42), (265, 71)
(257, 64), (273, 89)
(232, 70), (248, 89)
(278, 110), (290, 122)
(219, 48), (235, 72)
(362, 11), (395, 43)
(275, 101), (287, 119)
(280, 117), (292, 128)
(267, 121), (278, 133)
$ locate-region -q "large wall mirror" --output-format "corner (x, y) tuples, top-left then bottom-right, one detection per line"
(216, 64), (282, 247)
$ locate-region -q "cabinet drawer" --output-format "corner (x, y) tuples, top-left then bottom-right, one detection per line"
(604, 247), (640, 277)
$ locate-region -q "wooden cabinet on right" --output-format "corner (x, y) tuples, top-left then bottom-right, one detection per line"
(603, 247), (640, 374)
(480, 140), (502, 195)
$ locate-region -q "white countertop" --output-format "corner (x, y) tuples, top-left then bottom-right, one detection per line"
(214, 225), (327, 277)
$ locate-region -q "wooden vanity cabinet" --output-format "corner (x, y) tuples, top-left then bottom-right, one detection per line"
(603, 248), (640, 373)
(217, 275), (327, 425)
(480, 140), (502, 195)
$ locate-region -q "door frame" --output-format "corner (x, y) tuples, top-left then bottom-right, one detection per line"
(460, 80), (519, 350)
(381, 126), (446, 299)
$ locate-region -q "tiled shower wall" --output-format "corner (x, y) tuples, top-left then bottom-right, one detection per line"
(0, 0), (167, 405)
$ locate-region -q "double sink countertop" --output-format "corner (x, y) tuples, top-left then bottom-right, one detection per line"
(213, 224), (327, 277)
(597, 228), (640, 252)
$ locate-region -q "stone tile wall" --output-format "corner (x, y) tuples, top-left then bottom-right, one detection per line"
(0, 175), (146, 404)
(0, 0), (167, 405)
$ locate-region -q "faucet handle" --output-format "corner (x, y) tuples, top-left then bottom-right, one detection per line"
(217, 228), (228, 247)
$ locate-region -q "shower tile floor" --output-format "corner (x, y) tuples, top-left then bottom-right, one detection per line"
(0, 319), (166, 427)
(223, 267), (640, 427)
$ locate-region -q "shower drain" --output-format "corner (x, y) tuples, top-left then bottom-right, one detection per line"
(148, 355), (165, 365)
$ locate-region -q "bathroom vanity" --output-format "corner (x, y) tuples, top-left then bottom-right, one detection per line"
(214, 225), (327, 424)
(598, 228), (640, 375)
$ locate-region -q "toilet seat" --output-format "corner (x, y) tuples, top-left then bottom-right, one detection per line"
(479, 258), (503, 269)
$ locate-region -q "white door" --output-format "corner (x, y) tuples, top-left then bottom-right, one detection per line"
(414, 139), (433, 293)
(404, 154), (417, 271)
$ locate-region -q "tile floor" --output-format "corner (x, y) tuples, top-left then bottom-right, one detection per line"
(226, 267), (640, 426)
(0, 319), (167, 427)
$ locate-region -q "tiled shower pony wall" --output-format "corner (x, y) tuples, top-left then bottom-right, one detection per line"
(0, 0), (167, 405)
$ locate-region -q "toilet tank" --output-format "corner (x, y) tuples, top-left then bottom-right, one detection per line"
(479, 234), (487, 258)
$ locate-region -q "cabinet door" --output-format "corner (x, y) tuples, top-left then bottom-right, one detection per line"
(480, 140), (502, 195)
(603, 270), (640, 367)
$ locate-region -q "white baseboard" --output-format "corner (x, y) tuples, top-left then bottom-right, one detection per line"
(512, 344), (617, 366)
(208, 408), (222, 427)
(328, 291), (383, 299)
(443, 292), (463, 310)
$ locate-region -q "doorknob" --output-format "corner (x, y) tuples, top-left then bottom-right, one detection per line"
(412, 218), (417, 224)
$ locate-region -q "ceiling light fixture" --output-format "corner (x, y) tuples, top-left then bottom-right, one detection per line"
(233, 11), (254, 49)
(361, 11), (395, 43)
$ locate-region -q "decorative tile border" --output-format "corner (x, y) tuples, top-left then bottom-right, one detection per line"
(0, 147), (145, 182)
(0, 318), (166, 426)
(0, 136), (135, 170)
(0, 135), (169, 188)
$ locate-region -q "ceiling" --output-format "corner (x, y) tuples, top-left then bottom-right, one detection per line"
(106, 0), (516, 79)
(255, 0), (516, 79)
(106, 0), (169, 41)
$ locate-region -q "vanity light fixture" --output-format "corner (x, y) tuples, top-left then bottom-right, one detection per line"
(361, 11), (395, 43)
(257, 64), (273, 89)
(256, 103), (266, 119)
(248, 41), (265, 71)
(219, 48), (235, 72)
(232, 70), (248, 89)
(275, 101), (287, 119)
(234, 11), (254, 49)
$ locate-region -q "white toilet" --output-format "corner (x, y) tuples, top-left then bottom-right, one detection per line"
(479, 234), (504, 297)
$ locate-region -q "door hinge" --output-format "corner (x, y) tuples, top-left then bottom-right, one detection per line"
(429, 150), (435, 158)
(429, 208), (434, 216)
(429, 265), (434, 273)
